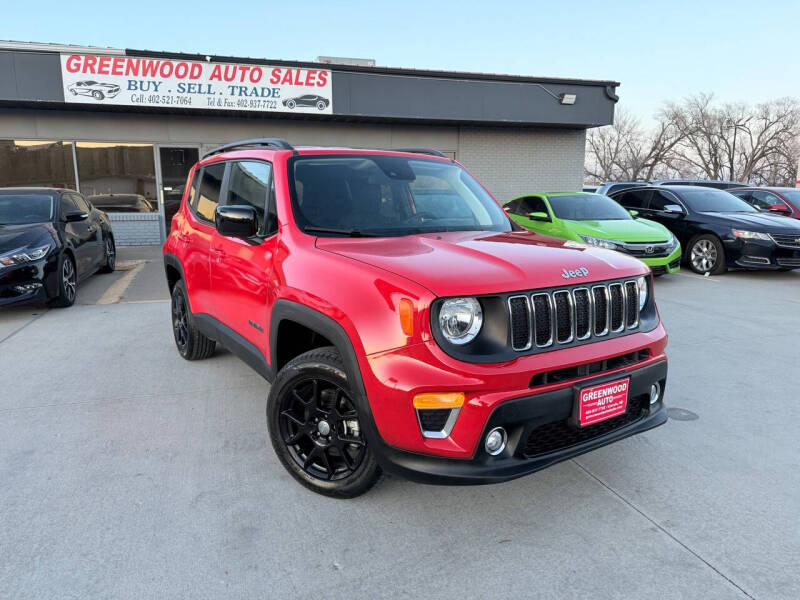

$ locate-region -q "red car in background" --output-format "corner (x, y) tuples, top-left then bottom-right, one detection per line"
(729, 187), (800, 220)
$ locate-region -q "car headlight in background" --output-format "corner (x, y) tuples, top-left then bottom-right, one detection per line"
(0, 244), (51, 267)
(732, 230), (771, 241)
(580, 235), (619, 250)
(438, 297), (483, 345)
(636, 276), (648, 310)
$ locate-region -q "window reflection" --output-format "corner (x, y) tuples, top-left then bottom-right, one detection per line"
(76, 142), (157, 213)
(0, 140), (76, 189)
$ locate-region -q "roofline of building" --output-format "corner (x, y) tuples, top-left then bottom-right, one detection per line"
(0, 40), (619, 88)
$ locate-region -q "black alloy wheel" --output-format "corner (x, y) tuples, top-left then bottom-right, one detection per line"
(99, 237), (116, 273)
(170, 280), (216, 360)
(267, 347), (381, 497)
(279, 377), (366, 481)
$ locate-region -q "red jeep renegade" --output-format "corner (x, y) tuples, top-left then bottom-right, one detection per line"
(163, 139), (668, 497)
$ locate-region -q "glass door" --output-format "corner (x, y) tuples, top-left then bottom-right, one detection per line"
(158, 147), (199, 234)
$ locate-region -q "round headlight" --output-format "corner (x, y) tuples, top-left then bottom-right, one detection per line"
(438, 297), (483, 345)
(636, 276), (647, 310)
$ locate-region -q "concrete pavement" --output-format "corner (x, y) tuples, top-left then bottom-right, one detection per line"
(0, 261), (798, 599)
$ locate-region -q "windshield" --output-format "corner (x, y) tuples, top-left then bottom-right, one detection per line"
(776, 190), (800, 205)
(0, 193), (54, 224)
(679, 189), (757, 213)
(289, 155), (511, 236)
(547, 194), (632, 221)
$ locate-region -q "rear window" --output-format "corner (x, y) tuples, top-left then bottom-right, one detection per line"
(0, 193), (54, 224)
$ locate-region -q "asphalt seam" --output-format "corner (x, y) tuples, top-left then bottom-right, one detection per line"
(0, 309), (49, 346)
(572, 459), (756, 600)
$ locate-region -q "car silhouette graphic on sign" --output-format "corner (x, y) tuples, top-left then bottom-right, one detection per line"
(281, 94), (330, 110)
(67, 81), (121, 101)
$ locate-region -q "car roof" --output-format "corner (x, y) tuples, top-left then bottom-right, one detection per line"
(0, 187), (68, 195)
(198, 146), (455, 165)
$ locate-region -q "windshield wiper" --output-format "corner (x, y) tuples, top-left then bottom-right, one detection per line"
(304, 226), (382, 238)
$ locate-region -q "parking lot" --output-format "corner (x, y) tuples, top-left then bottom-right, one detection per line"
(1, 251), (798, 600)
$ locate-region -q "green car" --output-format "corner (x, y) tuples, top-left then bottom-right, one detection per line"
(504, 192), (681, 275)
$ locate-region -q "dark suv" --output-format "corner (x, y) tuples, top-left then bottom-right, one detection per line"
(164, 139), (669, 497)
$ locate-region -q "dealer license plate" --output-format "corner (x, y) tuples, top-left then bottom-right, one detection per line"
(577, 377), (630, 427)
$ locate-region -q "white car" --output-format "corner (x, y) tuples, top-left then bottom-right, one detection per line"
(68, 81), (121, 101)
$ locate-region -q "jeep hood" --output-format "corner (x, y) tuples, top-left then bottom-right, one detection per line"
(316, 230), (648, 297)
(565, 218), (671, 243)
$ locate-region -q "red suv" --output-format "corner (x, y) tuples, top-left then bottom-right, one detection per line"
(163, 139), (669, 497)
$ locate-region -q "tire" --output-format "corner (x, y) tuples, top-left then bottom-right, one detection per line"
(49, 253), (77, 308)
(267, 346), (381, 498)
(686, 234), (726, 275)
(91, 90), (104, 100)
(98, 236), (116, 273)
(170, 280), (216, 360)
(286, 100), (296, 109)
(316, 100), (326, 111)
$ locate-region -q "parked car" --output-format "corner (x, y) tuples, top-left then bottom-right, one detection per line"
(164, 138), (669, 497)
(0, 188), (115, 307)
(582, 185), (599, 193)
(88, 193), (155, 213)
(504, 192), (681, 275)
(67, 80), (121, 101)
(610, 185), (800, 274)
(595, 182), (650, 196)
(281, 95), (330, 110)
(728, 187), (799, 219)
(652, 179), (746, 190)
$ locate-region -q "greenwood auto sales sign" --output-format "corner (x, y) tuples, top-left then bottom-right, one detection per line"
(60, 54), (332, 114)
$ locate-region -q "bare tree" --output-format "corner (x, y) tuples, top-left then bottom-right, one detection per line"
(584, 107), (637, 182)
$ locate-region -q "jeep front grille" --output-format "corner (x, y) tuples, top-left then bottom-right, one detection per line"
(509, 279), (641, 352)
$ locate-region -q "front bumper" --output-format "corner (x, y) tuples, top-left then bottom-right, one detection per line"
(724, 238), (800, 270)
(372, 360), (667, 485)
(0, 257), (55, 307)
(639, 246), (682, 274)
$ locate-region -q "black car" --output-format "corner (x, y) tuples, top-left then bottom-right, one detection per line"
(281, 95), (330, 110)
(0, 188), (116, 307)
(88, 193), (155, 213)
(651, 179), (747, 190)
(610, 185), (800, 275)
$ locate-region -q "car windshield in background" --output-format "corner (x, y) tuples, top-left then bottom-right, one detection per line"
(776, 190), (800, 204)
(548, 194), (632, 221)
(289, 155), (511, 236)
(0, 193), (54, 225)
(679, 189), (757, 213)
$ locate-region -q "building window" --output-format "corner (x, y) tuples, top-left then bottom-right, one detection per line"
(0, 140), (77, 189)
(76, 142), (157, 213)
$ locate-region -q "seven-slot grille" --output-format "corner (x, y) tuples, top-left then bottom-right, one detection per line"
(508, 280), (640, 351)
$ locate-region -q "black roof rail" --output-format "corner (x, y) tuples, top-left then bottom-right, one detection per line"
(393, 148), (450, 159)
(203, 138), (297, 158)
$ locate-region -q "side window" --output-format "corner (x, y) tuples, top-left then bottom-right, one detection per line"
(72, 194), (91, 213)
(730, 190), (751, 203)
(750, 191), (782, 210)
(504, 199), (521, 215)
(615, 189), (651, 209)
(195, 162), (226, 222)
(649, 191), (680, 211)
(60, 194), (80, 218)
(518, 196), (548, 215)
(226, 160), (272, 234)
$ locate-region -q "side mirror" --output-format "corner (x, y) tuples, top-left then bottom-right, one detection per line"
(503, 206), (511, 212)
(662, 204), (685, 215)
(215, 205), (258, 239)
(628, 209), (639, 217)
(526, 211), (551, 222)
(768, 203), (791, 215)
(64, 210), (88, 222)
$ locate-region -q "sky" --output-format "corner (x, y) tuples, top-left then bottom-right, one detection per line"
(3, 0), (799, 123)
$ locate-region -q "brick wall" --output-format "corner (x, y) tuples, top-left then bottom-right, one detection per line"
(457, 127), (587, 204)
(107, 213), (162, 246)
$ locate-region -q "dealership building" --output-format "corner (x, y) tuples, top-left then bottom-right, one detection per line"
(0, 41), (618, 244)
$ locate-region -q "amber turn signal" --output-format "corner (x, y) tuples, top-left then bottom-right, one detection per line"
(413, 392), (465, 410)
(399, 298), (414, 336)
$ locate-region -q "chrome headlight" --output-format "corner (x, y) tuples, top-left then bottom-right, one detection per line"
(0, 244), (51, 267)
(666, 233), (678, 249)
(438, 297), (483, 345)
(732, 230), (771, 241)
(636, 276), (648, 310)
(580, 235), (619, 250)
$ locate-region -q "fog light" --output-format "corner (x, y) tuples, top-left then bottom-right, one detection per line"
(650, 382), (661, 405)
(485, 427), (507, 455)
